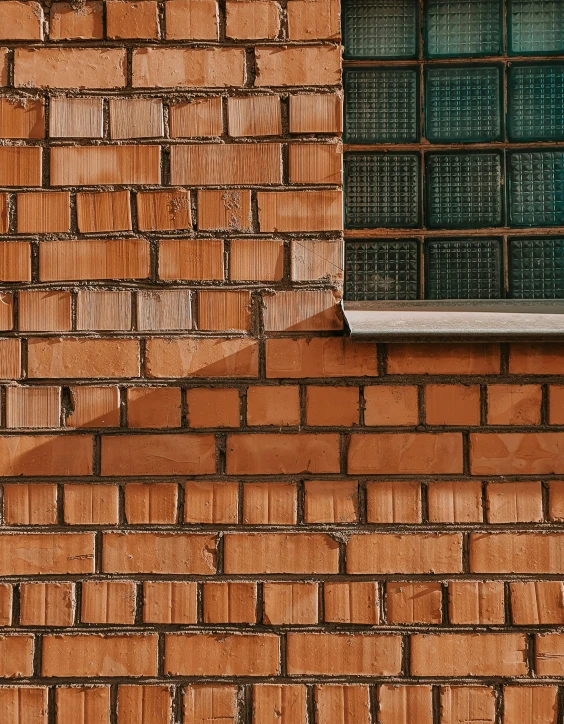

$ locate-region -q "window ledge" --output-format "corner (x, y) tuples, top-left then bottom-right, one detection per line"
(343, 301), (564, 340)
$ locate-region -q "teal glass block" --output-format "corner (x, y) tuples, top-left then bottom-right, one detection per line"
(425, 0), (502, 57)
(425, 66), (502, 142)
(509, 0), (564, 54)
(508, 151), (564, 226)
(345, 153), (420, 228)
(508, 65), (564, 141)
(509, 238), (564, 298)
(345, 69), (418, 143)
(426, 153), (503, 229)
(345, 240), (419, 300)
(343, 0), (418, 59)
(425, 239), (502, 299)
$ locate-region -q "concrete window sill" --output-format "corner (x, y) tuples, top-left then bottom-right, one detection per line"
(343, 301), (564, 340)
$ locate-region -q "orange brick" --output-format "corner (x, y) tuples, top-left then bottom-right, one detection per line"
(198, 189), (252, 232)
(306, 386), (359, 426)
(0, 242), (31, 282)
(110, 98), (163, 138)
(427, 481), (483, 523)
(255, 46), (340, 86)
(51, 146), (160, 185)
(440, 687), (495, 724)
(146, 338), (258, 378)
(171, 143), (281, 185)
(387, 344), (500, 375)
(133, 47), (244, 88)
(291, 239), (343, 283)
(40, 239), (150, 281)
(118, 686), (172, 724)
(0, 688), (47, 723)
(387, 582), (442, 624)
(137, 289), (192, 331)
(470, 532), (564, 573)
(165, 0), (219, 40)
(253, 685), (307, 724)
(487, 385), (542, 425)
(49, 96), (103, 138)
(258, 190), (342, 231)
(510, 581), (564, 624)
(82, 581), (136, 624)
(6, 387), (60, 429)
(264, 290), (342, 331)
(243, 482), (297, 525)
(324, 582), (379, 624)
(0, 435), (92, 477)
(198, 290), (251, 331)
(28, 338), (140, 378)
(0, 637), (33, 677)
(64, 484), (119, 525)
(289, 143), (342, 184)
(20, 582), (74, 626)
(411, 633), (527, 677)
(471, 433), (564, 475)
(124, 483), (178, 524)
(0, 194), (7, 235)
(127, 387), (181, 428)
(3, 483), (58, 524)
(15, 48), (126, 89)
(366, 482), (422, 524)
(159, 239), (224, 280)
(0, 584), (12, 627)
(266, 337), (378, 378)
(349, 433), (463, 475)
(510, 343), (564, 374)
(347, 534), (462, 574)
(304, 481), (358, 523)
(19, 290), (72, 332)
(0, 533), (94, 575)
(0, 291), (13, 330)
(166, 633), (279, 676)
(143, 581), (197, 624)
(364, 386), (418, 426)
(487, 481), (543, 523)
(449, 581), (505, 625)
(17, 191), (69, 234)
(76, 290), (132, 332)
(184, 685), (238, 724)
(230, 239), (284, 281)
(56, 687), (110, 724)
(226, 433), (340, 475)
(550, 386), (564, 424)
(184, 481), (238, 524)
(102, 532), (217, 574)
(224, 533), (339, 574)
(0, 1), (43, 39)
(247, 386), (300, 426)
(50, 1), (103, 40)
(66, 387), (120, 428)
(170, 98), (223, 137)
(0, 147), (41, 186)
(536, 634), (564, 676)
(101, 435), (216, 477)
(263, 583), (318, 625)
(107, 0), (158, 38)
(315, 685), (370, 724)
(287, 0), (340, 39)
(203, 581), (256, 624)
(289, 94), (342, 134)
(548, 481), (564, 521)
(425, 384), (481, 426)
(504, 687), (558, 724)
(0, 98), (44, 138)
(187, 387), (240, 428)
(137, 189), (192, 231)
(228, 95), (281, 136)
(77, 190), (132, 233)
(378, 686), (433, 724)
(226, 1), (279, 39)
(42, 635), (157, 677)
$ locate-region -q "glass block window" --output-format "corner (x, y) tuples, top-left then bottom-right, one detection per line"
(344, 0), (564, 301)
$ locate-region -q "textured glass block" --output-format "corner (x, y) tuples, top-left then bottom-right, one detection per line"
(426, 153), (503, 229)
(345, 240), (419, 300)
(508, 65), (564, 141)
(345, 153), (420, 228)
(425, 66), (502, 142)
(509, 238), (564, 298)
(343, 0), (418, 59)
(509, 0), (564, 54)
(425, 0), (502, 57)
(425, 239), (502, 299)
(508, 151), (564, 226)
(345, 69), (418, 143)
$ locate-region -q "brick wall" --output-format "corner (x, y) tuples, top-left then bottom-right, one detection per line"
(1, 1), (564, 723)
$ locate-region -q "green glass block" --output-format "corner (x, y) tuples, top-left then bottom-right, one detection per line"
(425, 239), (502, 299)
(509, 0), (564, 54)
(508, 65), (564, 141)
(426, 153), (503, 229)
(508, 151), (564, 226)
(343, 0), (418, 59)
(425, 66), (502, 142)
(509, 238), (564, 298)
(345, 240), (419, 300)
(345, 153), (420, 228)
(425, 0), (502, 57)
(345, 69), (418, 143)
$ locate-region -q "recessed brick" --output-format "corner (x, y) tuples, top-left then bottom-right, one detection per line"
(77, 190), (132, 233)
(137, 290), (192, 332)
(263, 290), (341, 331)
(291, 239), (343, 283)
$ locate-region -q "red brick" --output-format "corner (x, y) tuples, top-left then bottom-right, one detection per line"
(440, 687), (495, 724)
(5, 387), (61, 429)
(425, 385), (481, 426)
(172, 143), (281, 185)
(288, 143), (342, 184)
(3, 483), (58, 524)
(0, 291), (13, 330)
(117, 686), (171, 724)
(124, 483), (178, 524)
(28, 338), (140, 379)
(0, 435), (92, 477)
(102, 532), (216, 574)
(0, 688), (48, 724)
(324, 582), (379, 624)
(364, 386), (418, 426)
(349, 433), (463, 475)
(147, 338), (258, 378)
(127, 387), (181, 428)
(263, 583), (318, 625)
(315, 685), (370, 724)
(471, 433), (564, 474)
(255, 46), (340, 86)
(42, 635), (157, 677)
(486, 481), (543, 523)
(287, 0), (340, 39)
(504, 687), (558, 724)
(66, 387), (120, 429)
(56, 687), (110, 724)
(184, 685), (238, 724)
(17, 192), (69, 234)
(50, 1), (103, 40)
(267, 338), (378, 378)
(231, 239), (284, 281)
(19, 291), (72, 332)
(133, 48), (245, 88)
(187, 388), (240, 428)
(304, 481), (358, 523)
(226, 1), (280, 39)
(0, 147), (41, 186)
(170, 98), (223, 137)
(487, 385), (542, 426)
(510, 343), (564, 374)
(243, 482), (297, 525)
(0, 637), (34, 677)
(470, 533), (564, 573)
(378, 686), (433, 724)
(387, 344), (500, 375)
(137, 190), (192, 231)
(184, 481), (239, 524)
(198, 290), (251, 331)
(347, 534), (462, 574)
(536, 634), (564, 676)
(258, 190), (342, 232)
(510, 581), (564, 624)
(107, 1), (159, 39)
(77, 190), (132, 233)
(198, 189), (252, 232)
(143, 581), (197, 624)
(203, 581), (257, 623)
(387, 582), (442, 624)
(40, 239), (150, 281)
(448, 581), (505, 625)
(0, 533), (94, 575)
(101, 434), (216, 476)
(253, 685), (306, 724)
(15, 48), (126, 89)
(224, 533), (339, 574)
(82, 581), (136, 624)
(226, 433), (340, 474)
(159, 239), (224, 280)
(165, 0), (219, 40)
(51, 146), (160, 185)
(0, 98), (44, 139)
(289, 94), (342, 134)
(0, 2), (43, 39)
(228, 96), (281, 136)
(20, 582), (74, 626)
(263, 290), (342, 331)
(366, 481), (422, 524)
(427, 481), (483, 523)
(247, 386), (300, 426)
(64, 484), (119, 525)
(0, 242), (31, 282)
(306, 386), (359, 426)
